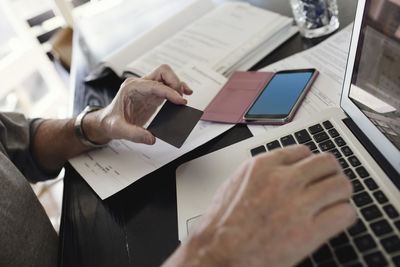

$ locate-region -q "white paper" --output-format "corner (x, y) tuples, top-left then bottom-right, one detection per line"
(102, 0), (214, 77)
(126, 2), (293, 77)
(248, 24), (353, 136)
(69, 65), (233, 199)
(78, 0), (207, 64)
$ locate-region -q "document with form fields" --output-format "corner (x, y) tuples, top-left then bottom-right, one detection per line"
(69, 65), (233, 199)
(87, 0), (297, 81)
(176, 24), (354, 241)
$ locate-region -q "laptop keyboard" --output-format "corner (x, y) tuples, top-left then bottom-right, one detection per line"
(250, 120), (400, 267)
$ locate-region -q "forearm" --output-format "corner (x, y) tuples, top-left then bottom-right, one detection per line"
(162, 239), (219, 267)
(31, 110), (108, 172)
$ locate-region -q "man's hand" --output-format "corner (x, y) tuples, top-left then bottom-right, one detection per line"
(164, 145), (356, 267)
(83, 64), (192, 145)
(31, 64), (192, 172)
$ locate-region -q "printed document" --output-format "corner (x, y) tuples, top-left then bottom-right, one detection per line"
(127, 2), (293, 77)
(91, 0), (296, 80)
(69, 65), (233, 199)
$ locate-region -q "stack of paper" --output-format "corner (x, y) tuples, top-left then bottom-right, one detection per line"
(87, 0), (298, 80)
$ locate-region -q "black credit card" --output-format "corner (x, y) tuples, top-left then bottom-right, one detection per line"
(147, 101), (203, 148)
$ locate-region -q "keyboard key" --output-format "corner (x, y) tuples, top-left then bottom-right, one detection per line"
(323, 120), (333, 129)
(334, 245), (358, 264)
(250, 146), (266, 157)
(338, 158), (349, 169)
(344, 168), (356, 180)
(329, 148), (342, 158)
(318, 261), (338, 267)
(364, 251), (388, 267)
(328, 128), (339, 138)
(348, 219), (367, 236)
(347, 263), (363, 267)
(395, 221), (400, 231)
(393, 255), (400, 267)
(296, 257), (313, 267)
(330, 232), (349, 247)
(305, 141), (317, 151)
(352, 180), (364, 193)
(341, 146), (353, 156)
(364, 178), (378, 191)
(295, 130), (311, 144)
(312, 150), (320, 154)
(319, 140), (335, 151)
(353, 191), (373, 207)
(370, 220), (393, 236)
(383, 204), (399, 219)
(381, 235), (400, 253)
(309, 124), (324, 134)
(266, 140), (281, 151)
(314, 132), (329, 143)
(361, 205), (382, 221)
(312, 244), (333, 263)
(280, 135), (296, 147)
(355, 166), (369, 178)
(354, 234), (376, 252)
(334, 137), (346, 147)
(348, 156), (361, 167)
(373, 191), (388, 204)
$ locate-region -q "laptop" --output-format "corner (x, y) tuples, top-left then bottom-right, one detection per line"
(176, 0), (400, 265)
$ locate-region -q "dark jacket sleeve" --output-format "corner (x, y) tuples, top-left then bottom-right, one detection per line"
(0, 112), (60, 182)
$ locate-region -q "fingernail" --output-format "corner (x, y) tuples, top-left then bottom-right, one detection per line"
(148, 135), (155, 144)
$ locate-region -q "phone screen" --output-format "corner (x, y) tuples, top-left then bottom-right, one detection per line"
(246, 70), (314, 118)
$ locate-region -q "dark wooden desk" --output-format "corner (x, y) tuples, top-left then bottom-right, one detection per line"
(59, 1), (357, 266)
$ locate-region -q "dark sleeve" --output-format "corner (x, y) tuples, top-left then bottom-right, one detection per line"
(0, 112), (60, 183)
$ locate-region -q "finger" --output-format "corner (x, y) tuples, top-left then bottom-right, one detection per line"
(181, 82), (193, 95)
(263, 145), (312, 165)
(112, 121), (155, 145)
(312, 202), (357, 244)
(144, 64), (183, 94)
(293, 152), (342, 185)
(138, 80), (187, 105)
(302, 174), (353, 214)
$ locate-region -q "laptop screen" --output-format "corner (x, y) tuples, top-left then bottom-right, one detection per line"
(348, 0), (400, 151)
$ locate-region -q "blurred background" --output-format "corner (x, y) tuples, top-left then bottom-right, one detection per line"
(0, 0), (123, 233)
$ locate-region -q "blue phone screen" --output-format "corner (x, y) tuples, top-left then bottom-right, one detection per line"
(247, 72), (313, 115)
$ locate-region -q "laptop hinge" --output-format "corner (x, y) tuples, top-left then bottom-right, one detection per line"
(343, 118), (400, 190)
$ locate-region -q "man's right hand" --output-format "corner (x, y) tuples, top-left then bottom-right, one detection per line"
(163, 145), (356, 267)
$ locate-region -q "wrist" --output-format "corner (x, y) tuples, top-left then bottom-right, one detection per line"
(163, 225), (229, 267)
(81, 109), (111, 146)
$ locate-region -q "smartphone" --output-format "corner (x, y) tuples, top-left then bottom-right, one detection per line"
(243, 68), (318, 124)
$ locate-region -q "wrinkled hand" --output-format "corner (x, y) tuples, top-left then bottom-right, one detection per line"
(164, 145), (356, 267)
(83, 64), (192, 145)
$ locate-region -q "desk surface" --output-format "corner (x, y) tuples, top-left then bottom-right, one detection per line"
(59, 1), (358, 266)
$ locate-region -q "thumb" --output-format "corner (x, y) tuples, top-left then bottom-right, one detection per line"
(113, 121), (155, 145)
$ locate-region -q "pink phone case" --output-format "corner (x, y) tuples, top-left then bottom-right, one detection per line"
(200, 71), (318, 125)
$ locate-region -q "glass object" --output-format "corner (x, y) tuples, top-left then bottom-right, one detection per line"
(290, 0), (339, 38)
